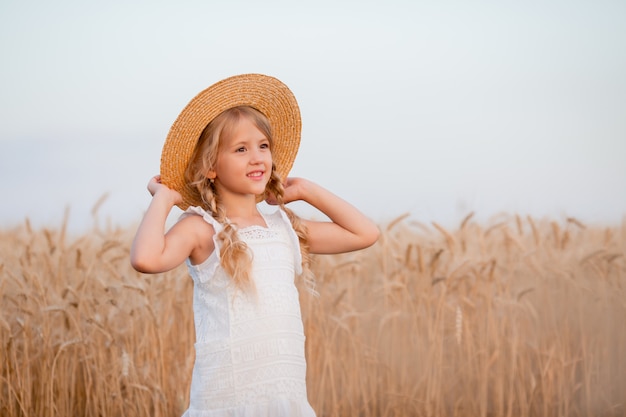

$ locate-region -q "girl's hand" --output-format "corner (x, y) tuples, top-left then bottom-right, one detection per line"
(266, 177), (303, 205)
(147, 175), (183, 206)
(283, 177), (304, 203)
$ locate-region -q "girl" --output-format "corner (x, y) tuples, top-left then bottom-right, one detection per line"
(131, 74), (379, 417)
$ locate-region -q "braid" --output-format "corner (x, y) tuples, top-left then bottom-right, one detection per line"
(213, 203), (254, 291)
(266, 170), (316, 295)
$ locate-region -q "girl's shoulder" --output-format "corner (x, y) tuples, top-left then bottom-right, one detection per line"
(176, 207), (219, 265)
(257, 208), (298, 237)
(265, 207), (293, 226)
(179, 206), (222, 232)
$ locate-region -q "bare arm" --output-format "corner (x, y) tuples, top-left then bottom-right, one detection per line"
(278, 177), (379, 254)
(130, 176), (213, 273)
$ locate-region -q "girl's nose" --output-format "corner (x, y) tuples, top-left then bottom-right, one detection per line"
(250, 148), (266, 163)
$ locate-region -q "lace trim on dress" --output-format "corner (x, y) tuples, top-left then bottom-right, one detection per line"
(238, 226), (277, 241)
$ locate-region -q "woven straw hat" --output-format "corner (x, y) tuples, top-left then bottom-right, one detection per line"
(160, 73), (301, 210)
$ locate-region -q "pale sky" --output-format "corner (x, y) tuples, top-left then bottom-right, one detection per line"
(1, 0), (625, 232)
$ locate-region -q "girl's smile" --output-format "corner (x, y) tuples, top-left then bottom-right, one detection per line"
(247, 170), (265, 179)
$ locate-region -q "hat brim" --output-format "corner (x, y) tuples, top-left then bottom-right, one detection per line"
(160, 73), (301, 210)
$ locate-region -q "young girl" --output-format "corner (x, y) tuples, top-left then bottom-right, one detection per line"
(131, 74), (379, 417)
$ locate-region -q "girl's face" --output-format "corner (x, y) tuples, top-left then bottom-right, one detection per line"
(212, 115), (272, 199)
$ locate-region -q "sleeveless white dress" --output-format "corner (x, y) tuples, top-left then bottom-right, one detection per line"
(179, 206), (316, 417)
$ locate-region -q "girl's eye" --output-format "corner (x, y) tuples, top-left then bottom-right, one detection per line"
(260, 143), (269, 149)
(236, 147), (246, 152)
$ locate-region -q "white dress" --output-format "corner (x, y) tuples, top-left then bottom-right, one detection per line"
(180, 206), (316, 417)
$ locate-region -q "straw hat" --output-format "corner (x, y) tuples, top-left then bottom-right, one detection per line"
(160, 73), (301, 210)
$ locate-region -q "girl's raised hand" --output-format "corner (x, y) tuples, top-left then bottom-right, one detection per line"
(265, 177), (303, 205)
(279, 177), (303, 204)
(147, 175), (183, 206)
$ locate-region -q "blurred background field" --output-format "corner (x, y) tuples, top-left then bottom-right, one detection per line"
(1, 211), (624, 417)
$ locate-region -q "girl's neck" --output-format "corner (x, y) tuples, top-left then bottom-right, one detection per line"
(220, 195), (266, 228)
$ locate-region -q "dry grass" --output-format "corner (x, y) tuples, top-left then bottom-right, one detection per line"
(1, 212), (625, 416)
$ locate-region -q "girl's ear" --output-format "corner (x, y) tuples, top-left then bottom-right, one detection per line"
(205, 170), (217, 180)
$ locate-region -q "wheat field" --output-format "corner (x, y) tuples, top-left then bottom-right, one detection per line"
(1, 211), (625, 417)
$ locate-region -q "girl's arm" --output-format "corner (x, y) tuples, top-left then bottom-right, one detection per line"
(130, 176), (212, 273)
(280, 177), (379, 254)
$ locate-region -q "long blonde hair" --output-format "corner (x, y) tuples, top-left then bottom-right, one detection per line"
(184, 106), (313, 292)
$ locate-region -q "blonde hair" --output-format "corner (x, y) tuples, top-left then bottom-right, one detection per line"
(185, 106), (313, 292)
